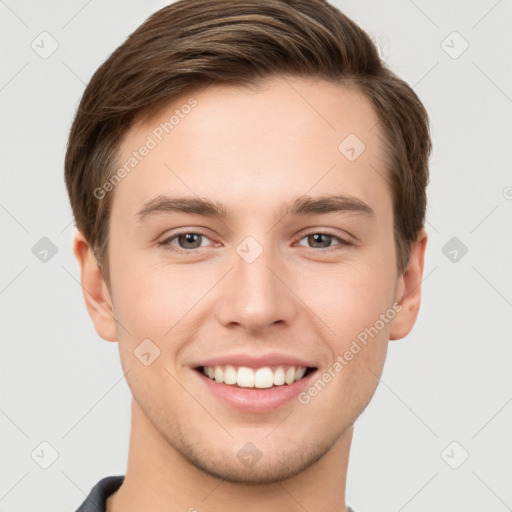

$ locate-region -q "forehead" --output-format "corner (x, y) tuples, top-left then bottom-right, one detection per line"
(111, 76), (391, 223)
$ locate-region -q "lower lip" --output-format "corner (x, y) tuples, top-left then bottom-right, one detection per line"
(194, 369), (317, 413)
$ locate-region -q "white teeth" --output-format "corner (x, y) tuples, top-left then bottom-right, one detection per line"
(254, 367), (274, 388)
(223, 365), (237, 385)
(284, 367), (295, 385)
(214, 366), (224, 383)
(201, 364), (309, 388)
(273, 366), (285, 385)
(294, 367), (306, 381)
(237, 367), (255, 388)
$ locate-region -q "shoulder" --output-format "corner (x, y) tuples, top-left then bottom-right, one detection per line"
(73, 475), (124, 512)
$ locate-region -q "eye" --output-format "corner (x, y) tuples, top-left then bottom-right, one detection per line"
(158, 231), (214, 253)
(296, 232), (351, 250)
(157, 230), (352, 255)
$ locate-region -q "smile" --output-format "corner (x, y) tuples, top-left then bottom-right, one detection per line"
(199, 364), (315, 389)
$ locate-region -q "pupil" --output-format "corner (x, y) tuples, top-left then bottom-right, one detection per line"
(180, 233), (201, 248)
(309, 233), (331, 248)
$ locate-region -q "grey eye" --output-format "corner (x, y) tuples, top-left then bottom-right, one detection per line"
(176, 233), (204, 249)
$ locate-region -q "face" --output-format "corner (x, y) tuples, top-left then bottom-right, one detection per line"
(81, 76), (423, 484)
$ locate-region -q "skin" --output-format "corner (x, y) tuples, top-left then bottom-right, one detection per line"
(74, 75), (427, 512)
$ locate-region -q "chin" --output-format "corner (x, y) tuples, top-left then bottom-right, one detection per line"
(177, 437), (334, 485)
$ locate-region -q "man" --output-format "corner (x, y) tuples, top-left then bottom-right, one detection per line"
(66, 1), (431, 510)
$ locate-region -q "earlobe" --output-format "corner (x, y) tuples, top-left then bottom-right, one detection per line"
(390, 229), (428, 341)
(73, 230), (118, 342)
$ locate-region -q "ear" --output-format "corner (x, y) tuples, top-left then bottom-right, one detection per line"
(390, 229), (428, 340)
(73, 230), (117, 342)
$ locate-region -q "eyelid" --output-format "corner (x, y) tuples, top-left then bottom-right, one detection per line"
(157, 229), (217, 253)
(294, 230), (353, 249)
(158, 227), (353, 255)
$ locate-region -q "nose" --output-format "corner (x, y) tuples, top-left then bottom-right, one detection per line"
(214, 241), (298, 334)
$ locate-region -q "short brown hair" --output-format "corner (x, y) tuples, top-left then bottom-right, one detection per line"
(65, 0), (431, 289)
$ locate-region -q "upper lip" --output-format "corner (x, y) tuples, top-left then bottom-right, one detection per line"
(194, 352), (317, 369)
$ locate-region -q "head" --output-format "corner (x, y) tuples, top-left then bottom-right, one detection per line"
(66, 0), (430, 484)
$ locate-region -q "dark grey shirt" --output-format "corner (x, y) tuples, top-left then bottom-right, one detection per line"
(75, 476), (124, 512)
(74, 475), (357, 511)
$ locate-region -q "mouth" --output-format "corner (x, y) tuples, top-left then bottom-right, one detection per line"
(196, 364), (317, 389)
(192, 353), (319, 412)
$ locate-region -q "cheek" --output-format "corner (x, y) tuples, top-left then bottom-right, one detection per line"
(302, 270), (392, 418)
(112, 251), (215, 350)
(297, 259), (395, 405)
(295, 259), (397, 338)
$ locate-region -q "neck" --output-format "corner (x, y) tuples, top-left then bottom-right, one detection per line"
(107, 399), (353, 512)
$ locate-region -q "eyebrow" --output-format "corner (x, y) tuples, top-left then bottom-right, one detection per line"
(134, 194), (375, 223)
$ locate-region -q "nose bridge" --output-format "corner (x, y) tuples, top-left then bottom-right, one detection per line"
(215, 235), (296, 332)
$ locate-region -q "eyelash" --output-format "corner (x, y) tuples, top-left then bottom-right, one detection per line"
(157, 230), (352, 254)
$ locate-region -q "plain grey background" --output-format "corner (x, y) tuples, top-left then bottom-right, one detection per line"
(1, 1), (511, 511)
